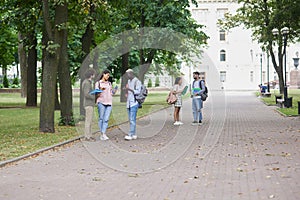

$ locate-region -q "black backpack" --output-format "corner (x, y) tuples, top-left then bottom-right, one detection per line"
(134, 79), (148, 107)
(200, 80), (208, 94)
(193, 80), (208, 101)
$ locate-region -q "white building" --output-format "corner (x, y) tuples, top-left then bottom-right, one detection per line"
(187, 0), (300, 90)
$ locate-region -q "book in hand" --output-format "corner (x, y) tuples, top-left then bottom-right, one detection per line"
(89, 89), (103, 95)
(182, 85), (189, 95)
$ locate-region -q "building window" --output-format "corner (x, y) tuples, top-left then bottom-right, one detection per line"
(217, 8), (228, 19)
(250, 71), (254, 82)
(220, 50), (226, 61)
(220, 30), (226, 41)
(220, 71), (226, 82)
(191, 9), (208, 23)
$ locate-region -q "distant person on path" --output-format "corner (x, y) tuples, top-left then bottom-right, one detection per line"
(95, 69), (118, 141)
(124, 69), (141, 140)
(82, 68), (96, 141)
(191, 71), (205, 125)
(258, 84), (267, 97)
(173, 77), (185, 125)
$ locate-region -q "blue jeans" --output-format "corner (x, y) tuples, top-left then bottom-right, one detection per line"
(127, 104), (139, 136)
(192, 98), (203, 121)
(97, 103), (112, 134)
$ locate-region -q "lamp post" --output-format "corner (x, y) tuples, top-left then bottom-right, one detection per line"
(267, 51), (270, 92)
(260, 53), (263, 85)
(272, 27), (289, 104)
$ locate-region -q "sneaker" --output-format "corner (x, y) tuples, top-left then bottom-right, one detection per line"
(103, 134), (109, 140)
(124, 135), (137, 140)
(177, 121), (183, 125)
(132, 135), (137, 140)
(174, 121), (180, 125)
(100, 134), (109, 141)
(198, 120), (202, 125)
(191, 121), (198, 126)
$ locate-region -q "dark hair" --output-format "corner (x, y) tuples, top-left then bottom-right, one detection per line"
(97, 69), (111, 81)
(84, 68), (96, 79)
(193, 71), (200, 75)
(174, 77), (181, 84)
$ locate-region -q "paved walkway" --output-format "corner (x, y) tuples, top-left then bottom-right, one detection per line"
(1, 91), (299, 200)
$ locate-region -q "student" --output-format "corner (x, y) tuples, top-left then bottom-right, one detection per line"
(173, 77), (185, 125)
(191, 71), (205, 125)
(82, 68), (96, 141)
(95, 69), (117, 141)
(124, 69), (141, 140)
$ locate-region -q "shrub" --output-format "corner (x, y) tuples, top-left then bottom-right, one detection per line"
(147, 79), (152, 88)
(3, 75), (9, 88)
(155, 77), (160, 87)
(13, 77), (19, 85)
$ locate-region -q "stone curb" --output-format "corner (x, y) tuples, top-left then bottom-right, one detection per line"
(0, 103), (172, 168)
(0, 136), (83, 168)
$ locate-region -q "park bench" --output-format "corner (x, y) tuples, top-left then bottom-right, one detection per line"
(275, 95), (293, 108)
(277, 98), (285, 108)
(262, 92), (271, 97)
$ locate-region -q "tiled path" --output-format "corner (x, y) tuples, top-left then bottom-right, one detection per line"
(1, 91), (299, 200)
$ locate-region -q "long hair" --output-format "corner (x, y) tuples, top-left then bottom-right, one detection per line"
(96, 69), (111, 82)
(174, 77), (181, 84)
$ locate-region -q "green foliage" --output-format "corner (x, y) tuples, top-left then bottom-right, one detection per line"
(11, 77), (20, 88)
(3, 75), (9, 88)
(218, 0), (300, 93)
(58, 115), (76, 126)
(12, 77), (19, 85)
(155, 77), (160, 87)
(259, 89), (300, 116)
(147, 79), (153, 88)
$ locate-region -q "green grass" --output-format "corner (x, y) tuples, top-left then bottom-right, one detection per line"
(258, 89), (300, 116)
(0, 90), (173, 161)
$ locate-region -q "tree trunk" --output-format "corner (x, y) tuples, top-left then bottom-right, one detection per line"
(39, 0), (65, 132)
(55, 82), (60, 110)
(270, 44), (284, 94)
(139, 50), (155, 84)
(26, 33), (37, 107)
(2, 68), (7, 76)
(18, 32), (27, 98)
(120, 52), (129, 102)
(57, 3), (73, 125)
(80, 19), (95, 116)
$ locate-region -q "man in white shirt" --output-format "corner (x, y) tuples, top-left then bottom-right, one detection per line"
(191, 71), (206, 125)
(124, 69), (141, 140)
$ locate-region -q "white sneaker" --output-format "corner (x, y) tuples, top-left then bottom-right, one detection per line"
(132, 135), (137, 140)
(100, 134), (109, 141)
(174, 121), (180, 125)
(124, 135), (137, 140)
(177, 121), (183, 125)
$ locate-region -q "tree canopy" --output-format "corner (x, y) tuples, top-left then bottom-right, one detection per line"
(0, 0), (208, 132)
(218, 0), (300, 93)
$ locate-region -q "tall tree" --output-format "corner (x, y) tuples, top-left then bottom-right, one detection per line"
(40, 0), (68, 132)
(1, 0), (41, 104)
(219, 0), (300, 94)
(18, 33), (27, 98)
(106, 0), (207, 100)
(57, 3), (73, 126)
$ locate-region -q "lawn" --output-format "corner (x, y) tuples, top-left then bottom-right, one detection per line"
(258, 89), (300, 116)
(0, 90), (171, 162)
